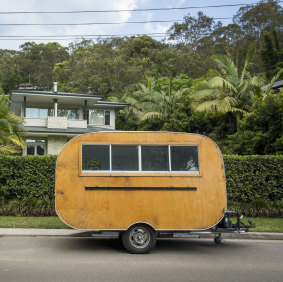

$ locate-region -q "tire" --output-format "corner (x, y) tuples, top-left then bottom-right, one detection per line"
(121, 224), (157, 254)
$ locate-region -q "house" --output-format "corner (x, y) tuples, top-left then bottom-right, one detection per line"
(272, 80), (283, 92)
(9, 83), (128, 155)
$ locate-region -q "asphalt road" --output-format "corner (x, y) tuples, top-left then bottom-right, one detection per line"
(0, 237), (282, 282)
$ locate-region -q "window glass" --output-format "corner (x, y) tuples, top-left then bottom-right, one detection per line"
(48, 108), (54, 116)
(26, 108), (48, 118)
(89, 110), (104, 125)
(82, 145), (110, 171)
(58, 109), (79, 120)
(27, 145), (35, 155)
(25, 139), (46, 155)
(112, 145), (139, 171)
(105, 110), (110, 125)
(37, 145), (45, 156)
(141, 146), (169, 171)
(171, 146), (199, 172)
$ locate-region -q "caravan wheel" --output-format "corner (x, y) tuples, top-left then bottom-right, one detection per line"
(121, 224), (156, 254)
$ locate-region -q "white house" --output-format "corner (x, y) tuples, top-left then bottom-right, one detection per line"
(9, 84), (128, 155)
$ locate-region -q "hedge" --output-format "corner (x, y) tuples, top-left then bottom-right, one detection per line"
(224, 155), (283, 202)
(0, 154), (282, 216)
(0, 155), (57, 216)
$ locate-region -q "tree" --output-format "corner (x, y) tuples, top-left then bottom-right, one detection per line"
(227, 92), (283, 154)
(15, 42), (69, 90)
(168, 12), (215, 49)
(0, 50), (23, 94)
(123, 76), (186, 120)
(191, 48), (259, 128)
(260, 30), (283, 79)
(0, 94), (25, 154)
(162, 93), (221, 135)
(54, 36), (178, 97)
(233, 0), (283, 40)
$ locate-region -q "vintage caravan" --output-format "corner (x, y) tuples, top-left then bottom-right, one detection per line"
(56, 131), (253, 253)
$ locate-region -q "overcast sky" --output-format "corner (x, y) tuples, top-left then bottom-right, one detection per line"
(0, 0), (280, 50)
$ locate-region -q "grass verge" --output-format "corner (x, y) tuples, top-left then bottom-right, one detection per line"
(240, 217), (283, 233)
(0, 216), (71, 229)
(0, 216), (282, 232)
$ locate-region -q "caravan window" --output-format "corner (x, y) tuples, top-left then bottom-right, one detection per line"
(112, 145), (139, 171)
(141, 146), (169, 171)
(81, 144), (199, 173)
(170, 146), (199, 172)
(82, 145), (110, 171)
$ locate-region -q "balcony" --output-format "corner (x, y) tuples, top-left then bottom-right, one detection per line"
(47, 116), (67, 129)
(24, 117), (87, 129)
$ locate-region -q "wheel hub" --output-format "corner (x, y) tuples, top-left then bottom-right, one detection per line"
(130, 228), (150, 248)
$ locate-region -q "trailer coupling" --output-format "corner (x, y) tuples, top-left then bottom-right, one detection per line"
(216, 210), (256, 232)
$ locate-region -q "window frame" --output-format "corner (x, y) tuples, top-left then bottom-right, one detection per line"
(24, 138), (47, 156)
(88, 109), (111, 126)
(80, 143), (200, 176)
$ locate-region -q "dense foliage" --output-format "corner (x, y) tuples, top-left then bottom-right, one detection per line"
(0, 154), (282, 217)
(0, 155), (56, 216)
(0, 0), (282, 155)
(0, 94), (25, 154)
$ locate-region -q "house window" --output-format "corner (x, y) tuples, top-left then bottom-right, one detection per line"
(26, 108), (52, 118)
(88, 109), (111, 126)
(105, 110), (110, 125)
(57, 109), (79, 120)
(26, 107), (79, 119)
(25, 139), (46, 155)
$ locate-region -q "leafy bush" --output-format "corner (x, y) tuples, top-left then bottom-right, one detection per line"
(228, 200), (283, 218)
(0, 155), (56, 216)
(224, 155), (283, 202)
(0, 155), (56, 201)
(0, 154), (282, 217)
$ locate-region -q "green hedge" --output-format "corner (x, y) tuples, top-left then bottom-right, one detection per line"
(0, 155), (57, 216)
(224, 155), (283, 202)
(0, 154), (282, 216)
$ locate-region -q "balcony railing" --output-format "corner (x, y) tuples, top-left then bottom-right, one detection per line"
(24, 117), (87, 129)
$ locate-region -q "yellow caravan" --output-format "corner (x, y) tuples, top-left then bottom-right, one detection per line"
(55, 131), (254, 253)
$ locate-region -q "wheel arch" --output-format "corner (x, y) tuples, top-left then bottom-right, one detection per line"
(126, 222), (157, 232)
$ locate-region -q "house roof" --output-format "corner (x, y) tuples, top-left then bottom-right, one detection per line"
(96, 101), (130, 108)
(10, 90), (129, 108)
(272, 80), (283, 89)
(11, 89), (102, 99)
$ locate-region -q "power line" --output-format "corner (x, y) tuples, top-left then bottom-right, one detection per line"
(0, 20), (181, 26)
(0, 17), (232, 26)
(0, 33), (167, 38)
(0, 33), (171, 41)
(0, 2), (281, 14)
(0, 36), (167, 41)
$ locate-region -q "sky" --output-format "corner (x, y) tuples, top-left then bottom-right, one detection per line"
(0, 0), (281, 50)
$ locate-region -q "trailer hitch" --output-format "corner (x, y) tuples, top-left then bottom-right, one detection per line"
(217, 210), (256, 232)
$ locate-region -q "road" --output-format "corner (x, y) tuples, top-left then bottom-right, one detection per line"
(0, 237), (282, 282)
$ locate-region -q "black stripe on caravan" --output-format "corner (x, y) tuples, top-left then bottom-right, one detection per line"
(85, 187), (197, 191)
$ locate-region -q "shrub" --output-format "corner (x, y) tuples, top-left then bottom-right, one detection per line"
(224, 155), (283, 203)
(0, 155), (56, 202)
(0, 154), (282, 216)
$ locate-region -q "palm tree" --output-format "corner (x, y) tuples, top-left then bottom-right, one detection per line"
(0, 94), (25, 154)
(123, 76), (184, 120)
(191, 47), (258, 115)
